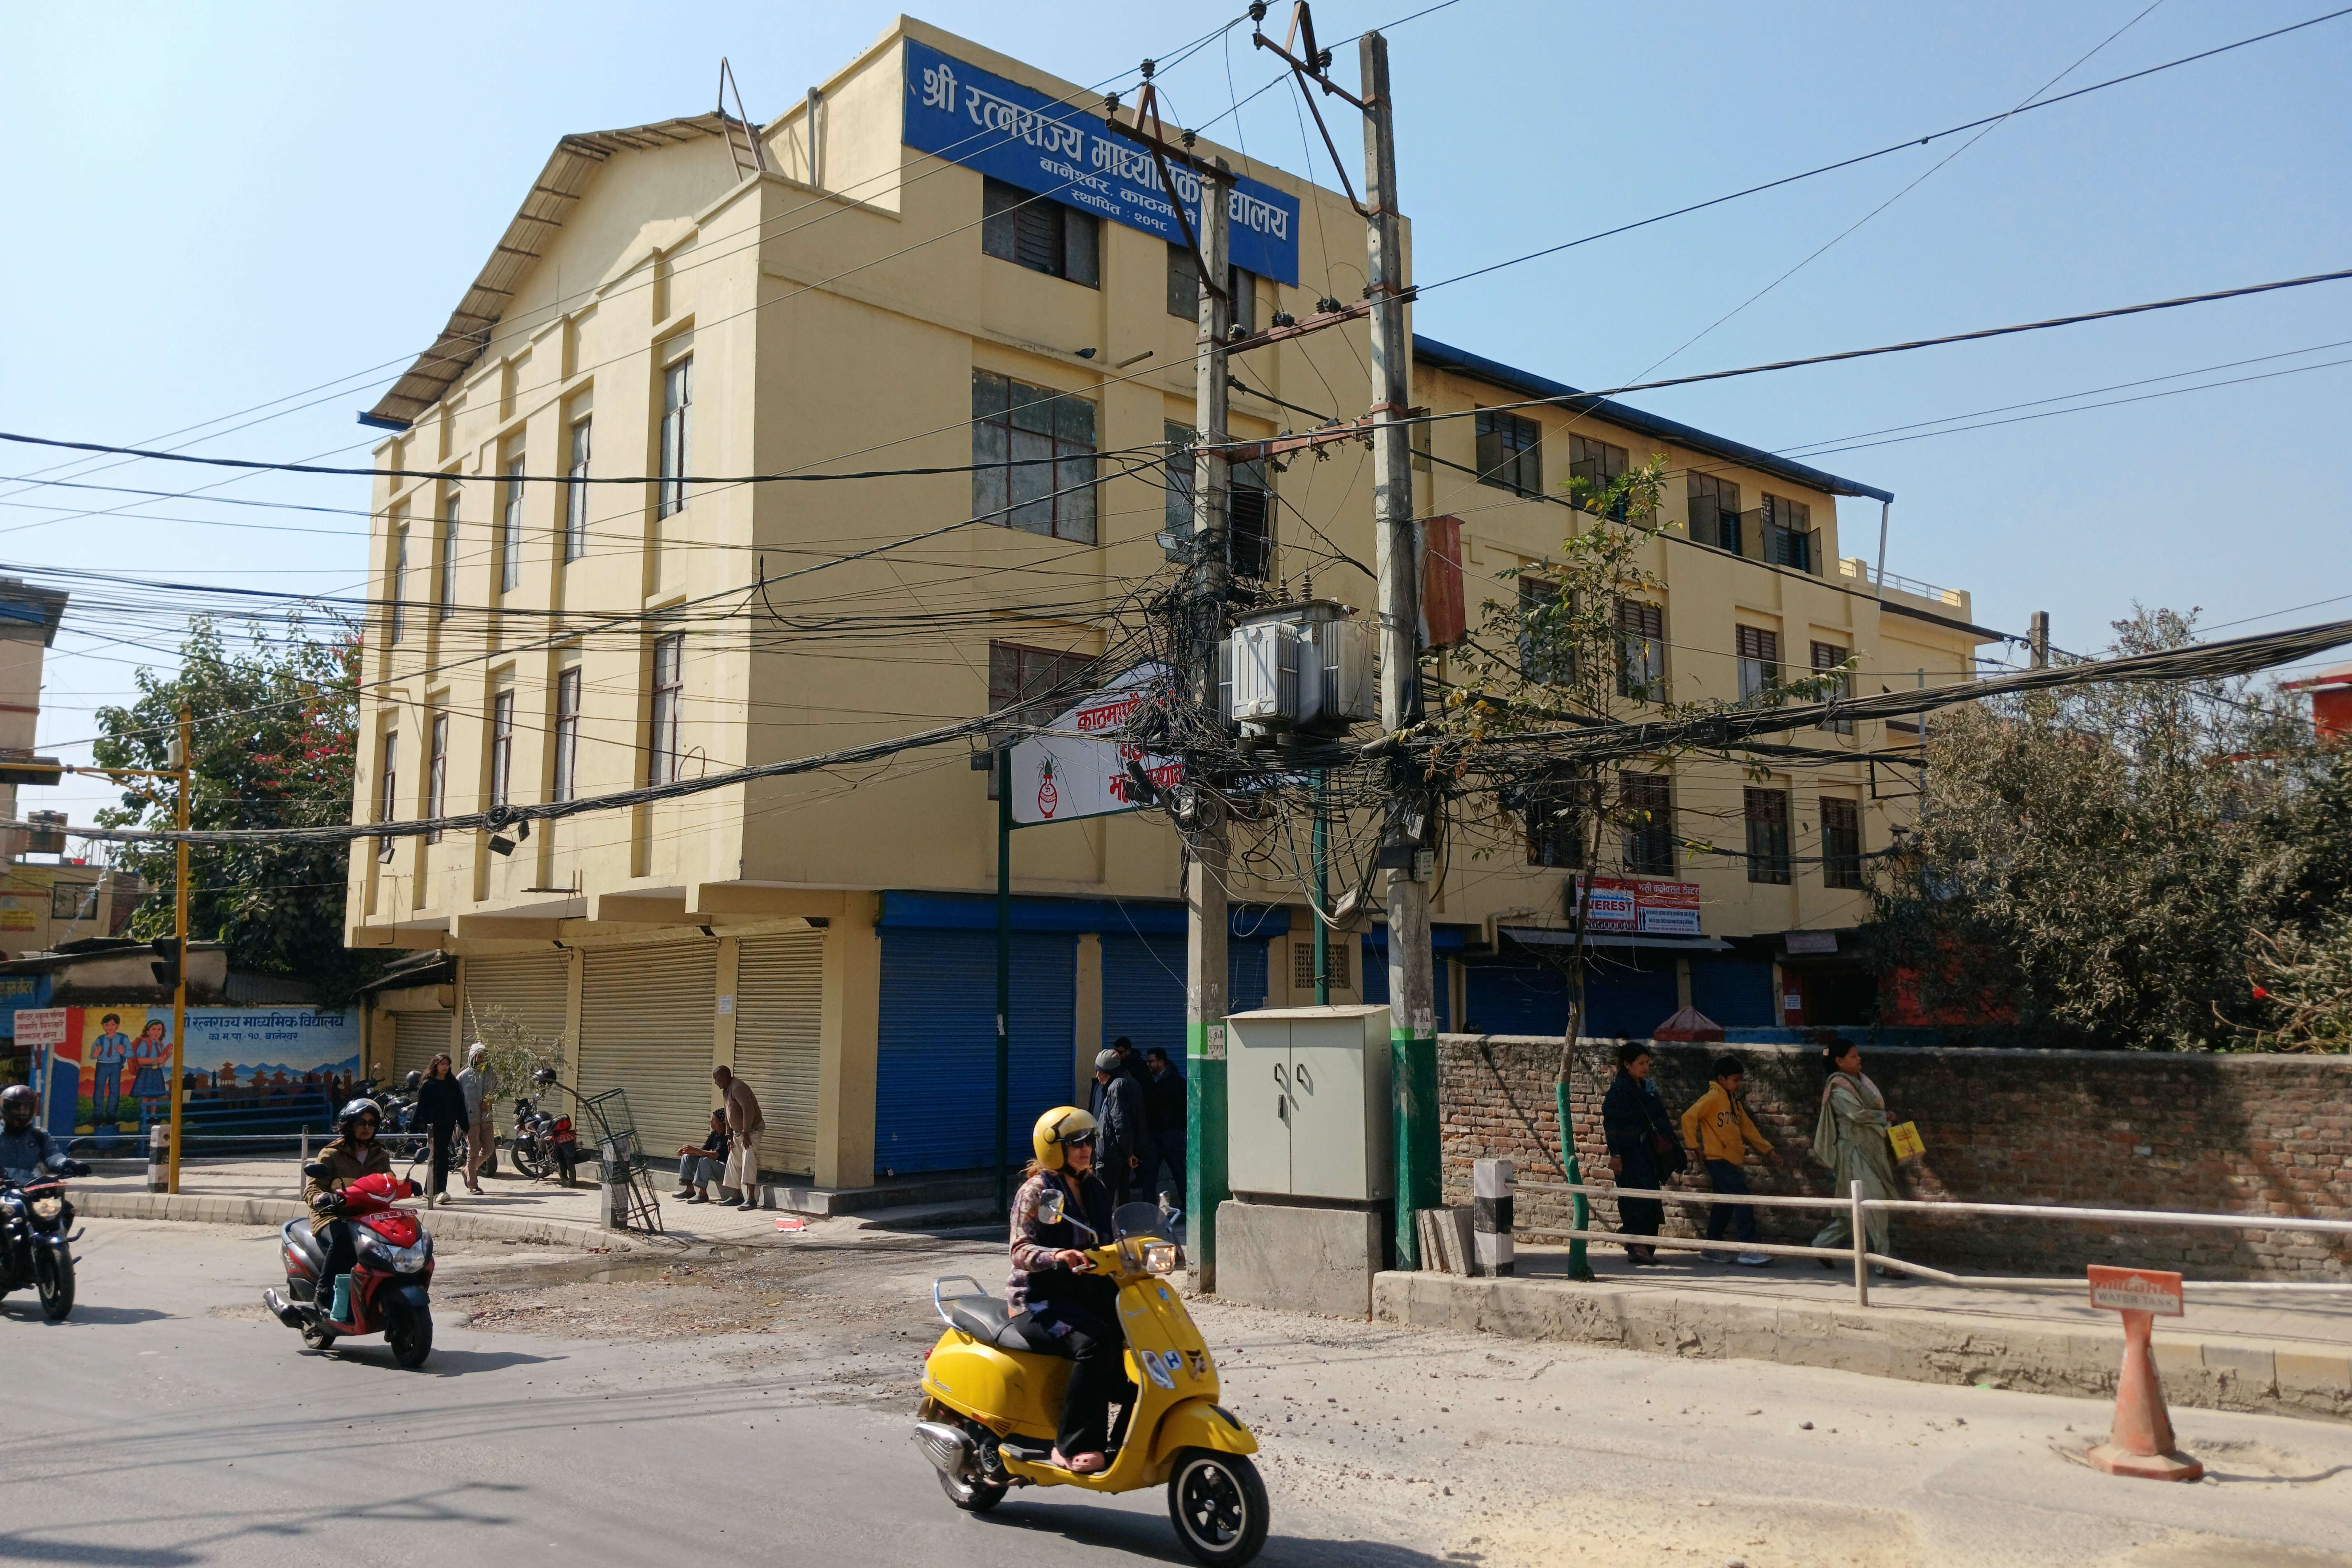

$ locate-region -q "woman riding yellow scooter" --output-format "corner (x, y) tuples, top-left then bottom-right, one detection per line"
(1006, 1106), (1123, 1472)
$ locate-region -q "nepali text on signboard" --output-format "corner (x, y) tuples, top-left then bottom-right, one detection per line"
(903, 39), (1302, 286)
(1009, 665), (1185, 828)
(1571, 875), (1705, 936)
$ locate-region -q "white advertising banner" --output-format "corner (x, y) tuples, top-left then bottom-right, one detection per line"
(1008, 665), (1185, 828)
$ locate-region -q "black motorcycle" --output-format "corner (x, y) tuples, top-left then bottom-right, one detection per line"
(507, 1071), (579, 1187)
(0, 1165), (86, 1321)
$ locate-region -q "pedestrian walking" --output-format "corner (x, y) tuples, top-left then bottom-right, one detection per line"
(1601, 1042), (1684, 1265)
(1088, 1049), (1146, 1206)
(712, 1065), (764, 1211)
(1680, 1053), (1780, 1266)
(456, 1043), (500, 1195)
(1140, 1045), (1186, 1205)
(1807, 1042), (1901, 1271)
(414, 1052), (466, 1207)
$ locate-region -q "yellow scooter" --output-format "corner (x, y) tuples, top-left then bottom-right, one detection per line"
(915, 1196), (1267, 1565)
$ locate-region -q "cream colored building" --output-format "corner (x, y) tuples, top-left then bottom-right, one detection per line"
(345, 17), (1987, 1189)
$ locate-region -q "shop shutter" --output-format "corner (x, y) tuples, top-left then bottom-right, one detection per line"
(1359, 935), (1450, 1025)
(874, 929), (1073, 1176)
(392, 1010), (453, 1081)
(460, 951), (571, 1056)
(733, 931), (824, 1177)
(577, 939), (718, 1161)
(1101, 933), (1185, 1059)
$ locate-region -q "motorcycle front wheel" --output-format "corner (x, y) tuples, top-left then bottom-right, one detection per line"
(35, 1247), (74, 1322)
(1167, 1449), (1269, 1566)
(386, 1300), (433, 1368)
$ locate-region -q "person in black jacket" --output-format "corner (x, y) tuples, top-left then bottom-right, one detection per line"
(1087, 1049), (1147, 1206)
(1601, 1042), (1682, 1265)
(1139, 1046), (1187, 1204)
(413, 1052), (467, 1208)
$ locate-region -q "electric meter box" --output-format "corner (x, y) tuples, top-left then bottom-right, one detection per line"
(1225, 1004), (1394, 1202)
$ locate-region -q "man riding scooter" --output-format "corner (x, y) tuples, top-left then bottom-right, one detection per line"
(303, 1097), (393, 1326)
(1008, 1106), (1125, 1474)
(1, 1084), (89, 1182)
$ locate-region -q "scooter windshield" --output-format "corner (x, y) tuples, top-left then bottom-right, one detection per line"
(1113, 1199), (1181, 1240)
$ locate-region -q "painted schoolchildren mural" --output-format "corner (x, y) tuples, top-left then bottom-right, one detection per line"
(15, 1005), (359, 1138)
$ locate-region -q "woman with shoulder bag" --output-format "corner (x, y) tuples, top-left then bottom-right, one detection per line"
(1602, 1043), (1685, 1265)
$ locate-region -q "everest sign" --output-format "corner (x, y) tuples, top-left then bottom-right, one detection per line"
(1009, 667), (1184, 828)
(1570, 874), (1705, 936)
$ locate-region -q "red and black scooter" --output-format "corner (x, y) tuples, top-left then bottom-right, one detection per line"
(264, 1164), (436, 1367)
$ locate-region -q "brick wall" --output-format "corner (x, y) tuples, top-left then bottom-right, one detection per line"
(1438, 1036), (2352, 1280)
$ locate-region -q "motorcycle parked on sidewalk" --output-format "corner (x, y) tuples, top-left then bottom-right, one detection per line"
(915, 1198), (1268, 1566)
(264, 1161), (435, 1367)
(508, 1069), (579, 1187)
(0, 1164), (88, 1321)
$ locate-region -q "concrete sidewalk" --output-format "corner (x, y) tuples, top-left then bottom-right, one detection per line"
(1374, 1242), (2352, 1422)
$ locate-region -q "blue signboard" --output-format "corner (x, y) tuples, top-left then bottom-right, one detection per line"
(904, 39), (1302, 287)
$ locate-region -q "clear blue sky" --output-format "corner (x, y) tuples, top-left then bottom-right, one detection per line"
(3, 1), (2347, 835)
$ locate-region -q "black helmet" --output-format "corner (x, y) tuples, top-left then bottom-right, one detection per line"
(337, 1097), (383, 1135)
(532, 1066), (557, 1086)
(1, 1083), (35, 1128)
(403, 1071), (422, 1091)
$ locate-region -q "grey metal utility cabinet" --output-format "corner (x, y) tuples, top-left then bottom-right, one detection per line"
(1225, 1005), (1394, 1202)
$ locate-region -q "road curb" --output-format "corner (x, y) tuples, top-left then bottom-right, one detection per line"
(1370, 1271), (2352, 1424)
(77, 1192), (647, 1254)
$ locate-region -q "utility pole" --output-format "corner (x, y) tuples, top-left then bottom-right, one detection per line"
(1360, 30), (1438, 1269)
(994, 745), (1013, 1217)
(2029, 611), (2050, 670)
(1186, 159), (1234, 1292)
(167, 707), (191, 1195)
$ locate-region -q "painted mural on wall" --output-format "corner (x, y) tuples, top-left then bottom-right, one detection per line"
(16, 1005), (359, 1139)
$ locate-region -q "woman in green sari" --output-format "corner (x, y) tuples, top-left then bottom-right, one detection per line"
(1807, 1042), (1901, 1269)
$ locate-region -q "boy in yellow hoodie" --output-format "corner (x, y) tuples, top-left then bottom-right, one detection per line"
(1679, 1054), (1780, 1266)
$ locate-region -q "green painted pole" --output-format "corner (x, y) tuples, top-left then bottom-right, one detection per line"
(996, 747), (1013, 1218)
(1558, 1080), (1593, 1281)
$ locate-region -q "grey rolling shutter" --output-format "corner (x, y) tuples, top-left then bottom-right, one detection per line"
(460, 952), (570, 1056)
(733, 931), (824, 1177)
(577, 940), (718, 1161)
(392, 1011), (452, 1080)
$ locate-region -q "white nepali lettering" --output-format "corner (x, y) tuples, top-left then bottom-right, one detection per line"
(1230, 189), (1290, 241)
(920, 61), (959, 115)
(964, 85), (1085, 158)
(1090, 138), (1163, 191)
(1040, 159), (1115, 198)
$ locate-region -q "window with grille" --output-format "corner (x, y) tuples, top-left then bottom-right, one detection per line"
(1620, 771), (1674, 876)
(564, 417), (591, 562)
(438, 495), (460, 620)
(553, 667), (581, 803)
(649, 634), (683, 785)
(1569, 433), (1630, 518)
(1616, 600), (1665, 700)
(377, 733), (397, 863)
(425, 713), (447, 843)
(659, 357), (692, 519)
(1475, 409), (1542, 497)
(1162, 422), (1272, 578)
(1762, 492), (1814, 573)
(388, 527), (408, 645)
(1688, 472), (1741, 552)
(1744, 786), (1792, 884)
(1165, 245), (1255, 331)
(1519, 577), (1568, 684)
(1812, 640), (1853, 734)
(1293, 939), (1351, 989)
(988, 640), (1094, 717)
(1736, 624), (1780, 702)
(1821, 796), (1863, 889)
(489, 690), (515, 809)
(973, 371), (1096, 541)
(982, 177), (1099, 286)
(499, 455), (526, 593)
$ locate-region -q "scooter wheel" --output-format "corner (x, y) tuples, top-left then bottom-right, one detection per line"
(35, 1248), (74, 1322)
(301, 1323), (336, 1352)
(1167, 1449), (1269, 1566)
(936, 1464), (1006, 1514)
(386, 1301), (434, 1369)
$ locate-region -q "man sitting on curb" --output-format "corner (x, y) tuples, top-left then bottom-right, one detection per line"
(1680, 1053), (1781, 1267)
(673, 1109), (730, 1204)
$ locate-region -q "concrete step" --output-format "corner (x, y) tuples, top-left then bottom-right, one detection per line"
(852, 1199), (1000, 1233)
(768, 1171), (996, 1218)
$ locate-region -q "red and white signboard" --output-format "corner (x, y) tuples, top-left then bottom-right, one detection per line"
(1570, 874), (1705, 936)
(13, 1007), (68, 1050)
(1008, 665), (1184, 828)
(2087, 1265), (2184, 1318)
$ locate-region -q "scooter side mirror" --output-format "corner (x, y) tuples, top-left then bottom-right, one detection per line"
(301, 1162), (331, 1181)
(1037, 1189), (1066, 1226)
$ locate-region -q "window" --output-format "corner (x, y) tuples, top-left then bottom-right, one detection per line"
(1736, 624), (1780, 702)
(553, 667), (581, 803)
(387, 527), (408, 645)
(499, 454), (525, 593)
(438, 495), (460, 621)
(1821, 796), (1863, 889)
(971, 370), (1096, 542)
(49, 882), (93, 922)
(1812, 641), (1853, 734)
(1762, 492), (1814, 573)
(1164, 421), (1195, 537)
(1524, 774), (1587, 869)
(1620, 772), (1675, 876)
(489, 690), (515, 809)
(377, 733), (398, 863)
(1568, 434), (1629, 518)
(1475, 409), (1542, 497)
(425, 712), (447, 844)
(1688, 472), (1741, 552)
(1168, 247), (1261, 333)
(1167, 425), (1274, 579)
(564, 417), (591, 562)
(988, 640), (1094, 716)
(982, 177), (1098, 286)
(1293, 938), (1351, 990)
(1518, 577), (1566, 684)
(649, 633), (684, 784)
(1744, 786), (1792, 884)
(659, 357), (692, 519)
(1616, 600), (1664, 700)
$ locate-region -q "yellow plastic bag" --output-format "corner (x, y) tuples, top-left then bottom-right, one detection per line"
(1888, 1120), (1925, 1160)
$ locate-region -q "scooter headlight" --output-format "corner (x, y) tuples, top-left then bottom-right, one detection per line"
(29, 1196), (63, 1221)
(1143, 1242), (1180, 1276)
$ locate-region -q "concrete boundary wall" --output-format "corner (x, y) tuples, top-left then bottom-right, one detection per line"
(78, 1191), (637, 1252)
(1438, 1035), (2352, 1280)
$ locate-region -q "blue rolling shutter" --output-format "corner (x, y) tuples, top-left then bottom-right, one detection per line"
(1359, 935), (1449, 1025)
(1463, 960), (1570, 1037)
(1585, 959), (1682, 1038)
(1229, 940), (1269, 1013)
(875, 929), (1076, 1175)
(1101, 933), (1187, 1058)
(1690, 957), (1776, 1027)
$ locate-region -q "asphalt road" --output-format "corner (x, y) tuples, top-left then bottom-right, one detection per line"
(9, 1218), (2352, 1568)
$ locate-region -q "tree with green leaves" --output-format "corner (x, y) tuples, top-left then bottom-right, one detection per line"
(91, 615), (381, 999)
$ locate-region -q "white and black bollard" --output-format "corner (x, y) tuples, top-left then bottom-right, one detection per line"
(1472, 1157), (1515, 1277)
(148, 1121), (169, 1193)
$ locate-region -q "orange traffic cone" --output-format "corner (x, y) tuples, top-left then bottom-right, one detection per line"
(2084, 1308), (2202, 1482)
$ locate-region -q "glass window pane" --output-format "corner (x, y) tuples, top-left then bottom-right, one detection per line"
(1056, 455), (1096, 542)
(972, 370), (1007, 420)
(1010, 428), (1054, 532)
(1011, 382), (1055, 434)
(1064, 210), (1099, 287)
(1055, 394), (1094, 447)
(973, 463), (1007, 524)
